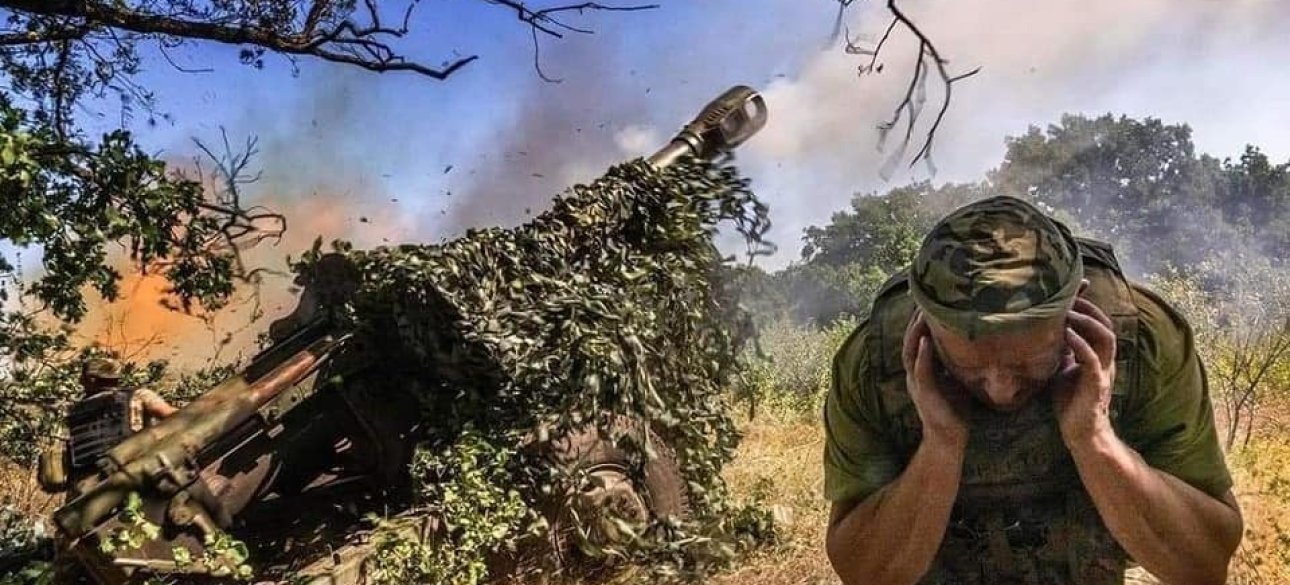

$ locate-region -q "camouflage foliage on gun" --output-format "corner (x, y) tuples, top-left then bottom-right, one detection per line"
(50, 86), (775, 584)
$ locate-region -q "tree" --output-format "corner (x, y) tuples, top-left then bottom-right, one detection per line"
(1216, 146), (1290, 263)
(833, 0), (980, 173)
(800, 181), (980, 269)
(0, 0), (656, 451)
(761, 112), (1290, 329)
(989, 114), (1240, 275)
(1149, 261), (1290, 451)
(752, 181), (986, 325)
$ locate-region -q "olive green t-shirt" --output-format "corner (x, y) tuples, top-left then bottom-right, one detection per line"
(823, 283), (1233, 507)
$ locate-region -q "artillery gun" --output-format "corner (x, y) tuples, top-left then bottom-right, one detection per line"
(46, 86), (768, 584)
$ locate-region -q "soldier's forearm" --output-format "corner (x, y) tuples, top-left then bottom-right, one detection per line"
(826, 434), (966, 585)
(1068, 420), (1242, 585)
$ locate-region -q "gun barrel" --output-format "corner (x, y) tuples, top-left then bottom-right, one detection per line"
(648, 85), (768, 167)
(103, 319), (333, 468)
(54, 333), (346, 537)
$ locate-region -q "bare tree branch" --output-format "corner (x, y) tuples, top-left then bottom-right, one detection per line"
(1, 0), (480, 79)
(486, 1), (657, 80)
(845, 17), (896, 74)
(0, 0), (657, 137)
(530, 25), (561, 83)
(0, 24), (88, 45)
(830, 0), (856, 44)
(838, 0), (981, 173)
(488, 1), (657, 38)
(156, 42), (213, 74)
(190, 129), (288, 286)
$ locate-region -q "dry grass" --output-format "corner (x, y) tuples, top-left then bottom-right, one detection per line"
(1226, 436), (1290, 584)
(710, 419), (837, 585)
(0, 462), (61, 519)
(711, 411), (1290, 585)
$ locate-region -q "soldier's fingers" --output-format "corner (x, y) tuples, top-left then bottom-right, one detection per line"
(914, 336), (937, 389)
(1065, 327), (1101, 378)
(1056, 347), (1079, 382)
(903, 311), (928, 370)
(904, 309), (926, 339)
(1067, 310), (1116, 368)
(1072, 297), (1114, 331)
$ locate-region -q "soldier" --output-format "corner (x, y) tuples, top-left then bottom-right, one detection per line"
(823, 196), (1243, 585)
(39, 358), (178, 495)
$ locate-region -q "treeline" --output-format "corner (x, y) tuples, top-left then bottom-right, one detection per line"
(743, 113), (1290, 326)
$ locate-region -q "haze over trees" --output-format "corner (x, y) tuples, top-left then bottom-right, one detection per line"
(753, 114), (1289, 326)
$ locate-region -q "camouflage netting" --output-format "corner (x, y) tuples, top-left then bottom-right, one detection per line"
(290, 157), (775, 582)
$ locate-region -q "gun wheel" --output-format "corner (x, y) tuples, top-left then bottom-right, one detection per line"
(509, 416), (689, 580)
(571, 462), (652, 545)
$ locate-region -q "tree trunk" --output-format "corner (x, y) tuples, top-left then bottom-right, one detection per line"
(1241, 407), (1255, 449)
(1224, 402), (1239, 453)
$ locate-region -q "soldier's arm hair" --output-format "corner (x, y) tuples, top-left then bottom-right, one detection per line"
(825, 434), (966, 585)
(1068, 431), (1242, 585)
(1068, 287), (1242, 585)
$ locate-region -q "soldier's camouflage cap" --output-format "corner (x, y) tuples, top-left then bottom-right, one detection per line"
(81, 357), (123, 382)
(909, 196), (1083, 338)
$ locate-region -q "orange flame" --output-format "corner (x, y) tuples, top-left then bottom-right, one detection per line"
(75, 192), (414, 368)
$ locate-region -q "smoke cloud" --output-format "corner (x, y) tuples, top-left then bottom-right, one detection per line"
(435, 40), (662, 232)
(78, 71), (422, 367)
(730, 0), (1290, 268)
(67, 0), (1290, 365)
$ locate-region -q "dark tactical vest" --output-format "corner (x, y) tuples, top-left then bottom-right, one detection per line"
(66, 389), (137, 474)
(866, 238), (1139, 585)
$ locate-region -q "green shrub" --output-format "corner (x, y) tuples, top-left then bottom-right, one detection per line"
(741, 317), (856, 421)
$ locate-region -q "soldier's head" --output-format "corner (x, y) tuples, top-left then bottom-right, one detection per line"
(909, 196), (1084, 412)
(80, 357), (124, 394)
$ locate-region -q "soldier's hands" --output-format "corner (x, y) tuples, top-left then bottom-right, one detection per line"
(1053, 296), (1118, 447)
(903, 311), (971, 449)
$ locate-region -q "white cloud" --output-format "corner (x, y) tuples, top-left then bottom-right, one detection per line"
(613, 124), (663, 158)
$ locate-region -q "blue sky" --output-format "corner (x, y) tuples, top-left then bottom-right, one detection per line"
(19, 0), (1290, 270)
(82, 0), (1289, 269)
(11, 0), (1290, 361)
(84, 1), (838, 257)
